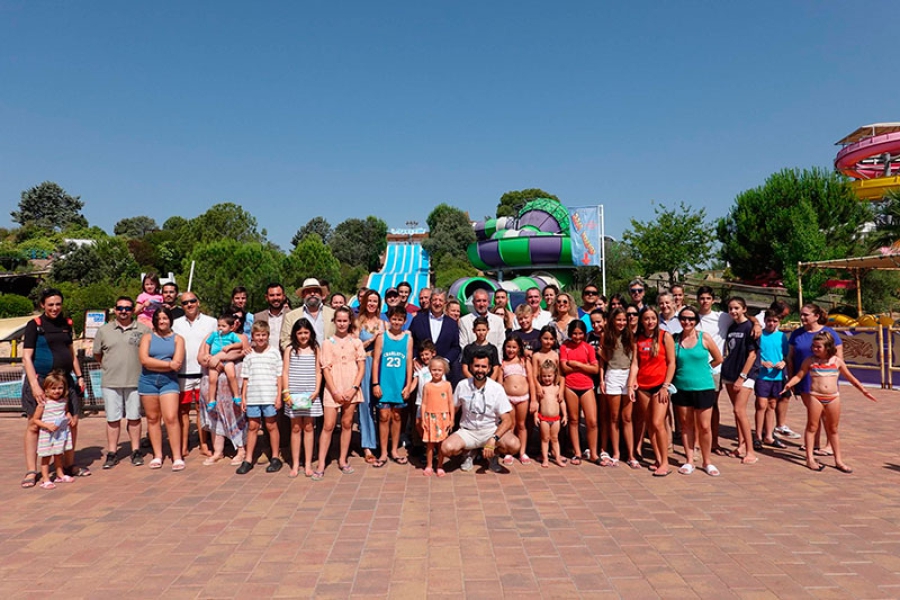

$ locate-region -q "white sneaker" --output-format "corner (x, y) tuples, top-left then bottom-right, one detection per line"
(460, 452), (474, 472)
(775, 425), (801, 439)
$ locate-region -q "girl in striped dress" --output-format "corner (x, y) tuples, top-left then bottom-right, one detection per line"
(283, 318), (323, 478)
(34, 371), (75, 489)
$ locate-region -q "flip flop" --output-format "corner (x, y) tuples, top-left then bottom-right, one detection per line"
(21, 471), (40, 489)
(364, 453), (377, 465)
(311, 471), (325, 481)
(652, 469), (672, 477)
(372, 459), (387, 468)
(339, 464), (355, 474)
(742, 456), (759, 465)
(814, 448), (834, 457)
(389, 455), (409, 465)
(808, 462), (826, 472)
(835, 464), (854, 474)
(712, 448), (730, 457)
(570, 455), (583, 466)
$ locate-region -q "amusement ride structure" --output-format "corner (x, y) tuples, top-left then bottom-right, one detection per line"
(835, 123), (900, 201)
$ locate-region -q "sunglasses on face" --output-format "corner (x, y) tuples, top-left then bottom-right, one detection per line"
(583, 290), (598, 296)
(556, 300), (569, 305)
(182, 299), (198, 306)
(630, 288), (643, 294)
(627, 312), (639, 317)
(115, 306), (133, 312)
(679, 316), (698, 322)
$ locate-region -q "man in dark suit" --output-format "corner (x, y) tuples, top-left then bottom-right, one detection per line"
(409, 288), (461, 385)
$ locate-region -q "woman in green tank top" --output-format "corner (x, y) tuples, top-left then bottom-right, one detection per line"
(672, 306), (723, 477)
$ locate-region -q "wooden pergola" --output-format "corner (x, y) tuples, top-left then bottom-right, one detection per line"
(798, 249), (900, 314)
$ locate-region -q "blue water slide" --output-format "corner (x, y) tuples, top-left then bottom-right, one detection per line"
(352, 243), (430, 308)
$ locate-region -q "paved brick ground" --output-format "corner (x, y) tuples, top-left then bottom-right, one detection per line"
(2, 387), (899, 599)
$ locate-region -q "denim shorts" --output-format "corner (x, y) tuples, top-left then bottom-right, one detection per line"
(245, 404), (277, 419)
(138, 372), (180, 396)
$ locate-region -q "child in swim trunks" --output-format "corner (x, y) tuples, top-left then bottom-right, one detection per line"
(500, 334), (535, 465)
(783, 332), (876, 473)
(537, 360), (567, 468)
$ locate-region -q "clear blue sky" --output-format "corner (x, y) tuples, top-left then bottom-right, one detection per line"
(2, 2), (897, 249)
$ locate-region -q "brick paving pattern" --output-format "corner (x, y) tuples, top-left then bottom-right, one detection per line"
(1, 386), (899, 599)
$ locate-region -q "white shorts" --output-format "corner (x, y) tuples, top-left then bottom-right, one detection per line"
(604, 368), (630, 395)
(455, 427), (498, 450)
(723, 378), (756, 390)
(102, 387), (142, 422)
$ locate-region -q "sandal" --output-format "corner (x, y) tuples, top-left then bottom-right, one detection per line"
(502, 455), (514, 466)
(835, 464), (853, 474)
(423, 467), (434, 476)
(202, 455), (223, 466)
(364, 452), (377, 465)
(570, 455), (583, 466)
(372, 459), (387, 468)
(678, 463), (695, 475)
(712, 447), (730, 457)
(389, 455), (409, 465)
(40, 480), (56, 490)
(149, 458), (163, 469)
(171, 460), (186, 472)
(436, 468), (446, 477)
(311, 471), (325, 481)
(626, 459), (641, 469)
(520, 454), (532, 465)
(21, 471), (40, 489)
(57, 474), (75, 483)
(339, 464), (355, 474)
(68, 466), (91, 477)
(704, 464), (721, 477)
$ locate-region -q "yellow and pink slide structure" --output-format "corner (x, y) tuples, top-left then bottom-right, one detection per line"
(835, 123), (900, 200)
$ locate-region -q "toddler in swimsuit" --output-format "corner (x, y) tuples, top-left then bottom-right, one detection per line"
(783, 332), (876, 473)
(537, 360), (567, 468)
(500, 334), (535, 465)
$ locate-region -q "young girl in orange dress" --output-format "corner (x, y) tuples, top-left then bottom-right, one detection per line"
(317, 307), (366, 478)
(420, 357), (454, 477)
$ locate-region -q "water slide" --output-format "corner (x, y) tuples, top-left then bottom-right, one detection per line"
(449, 199), (575, 311)
(356, 242), (430, 306)
(835, 123), (900, 200)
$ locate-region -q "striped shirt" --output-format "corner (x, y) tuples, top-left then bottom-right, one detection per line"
(285, 349), (323, 418)
(241, 346), (282, 405)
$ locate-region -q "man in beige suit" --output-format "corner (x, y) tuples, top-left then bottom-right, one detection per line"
(280, 278), (336, 349)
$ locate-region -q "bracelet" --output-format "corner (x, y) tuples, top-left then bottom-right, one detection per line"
(372, 382), (380, 386)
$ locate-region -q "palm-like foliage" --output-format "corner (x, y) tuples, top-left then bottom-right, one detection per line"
(868, 189), (900, 251)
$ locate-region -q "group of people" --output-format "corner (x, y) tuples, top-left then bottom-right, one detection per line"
(20, 273), (876, 489)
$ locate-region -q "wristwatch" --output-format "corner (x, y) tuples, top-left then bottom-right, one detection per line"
(739, 373), (748, 380)
(352, 385), (360, 391)
(492, 434), (500, 442)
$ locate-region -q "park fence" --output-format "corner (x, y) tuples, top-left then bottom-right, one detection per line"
(0, 352), (104, 414)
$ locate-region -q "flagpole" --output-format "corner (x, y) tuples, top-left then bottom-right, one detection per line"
(600, 204), (606, 297)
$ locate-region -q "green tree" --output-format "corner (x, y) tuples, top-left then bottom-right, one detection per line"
(867, 189), (900, 250)
(114, 216), (159, 238)
(717, 167), (871, 295)
(433, 254), (477, 289)
(185, 240), (285, 313)
(422, 204), (476, 266)
(496, 188), (560, 218)
(0, 293), (34, 317)
(328, 216), (388, 272)
(50, 238), (139, 286)
(623, 202), (714, 285)
(11, 182), (86, 231)
(282, 234), (341, 291)
(291, 217), (332, 247)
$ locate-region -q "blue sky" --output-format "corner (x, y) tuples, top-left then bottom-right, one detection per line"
(2, 2), (897, 249)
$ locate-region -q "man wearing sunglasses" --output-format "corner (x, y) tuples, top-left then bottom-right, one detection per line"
(172, 292), (218, 456)
(93, 296), (150, 468)
(628, 279), (647, 311)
